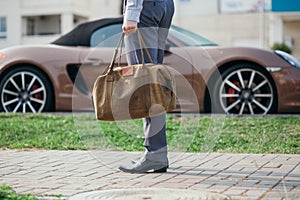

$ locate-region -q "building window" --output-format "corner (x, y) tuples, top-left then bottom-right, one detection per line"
(23, 15), (61, 36)
(26, 18), (35, 36)
(0, 16), (7, 39)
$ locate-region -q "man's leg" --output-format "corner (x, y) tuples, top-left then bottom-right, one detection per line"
(141, 0), (174, 164)
(119, 0), (173, 173)
(143, 114), (167, 160)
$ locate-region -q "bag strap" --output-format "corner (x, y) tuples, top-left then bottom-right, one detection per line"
(137, 30), (154, 64)
(106, 33), (125, 74)
(106, 30), (154, 75)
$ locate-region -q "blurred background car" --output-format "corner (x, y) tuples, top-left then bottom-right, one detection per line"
(0, 17), (300, 115)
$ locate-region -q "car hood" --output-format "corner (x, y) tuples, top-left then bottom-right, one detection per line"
(0, 44), (83, 65)
(170, 45), (292, 68)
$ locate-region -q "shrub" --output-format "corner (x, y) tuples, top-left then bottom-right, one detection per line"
(271, 42), (292, 54)
(0, 184), (38, 200)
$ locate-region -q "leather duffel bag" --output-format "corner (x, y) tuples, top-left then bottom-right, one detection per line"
(92, 32), (176, 121)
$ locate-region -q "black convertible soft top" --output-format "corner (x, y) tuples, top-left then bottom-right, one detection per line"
(52, 17), (123, 47)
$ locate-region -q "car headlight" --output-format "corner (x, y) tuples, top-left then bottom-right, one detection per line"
(274, 50), (300, 69)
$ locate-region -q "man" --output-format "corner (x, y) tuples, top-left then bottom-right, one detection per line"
(119, 0), (175, 173)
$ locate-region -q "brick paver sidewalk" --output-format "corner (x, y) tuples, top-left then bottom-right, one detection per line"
(0, 150), (299, 199)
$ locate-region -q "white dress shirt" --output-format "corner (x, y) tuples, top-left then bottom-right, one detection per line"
(124, 0), (143, 22)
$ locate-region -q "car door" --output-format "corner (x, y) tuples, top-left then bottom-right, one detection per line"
(77, 24), (125, 93)
(76, 23), (199, 112)
(163, 47), (200, 112)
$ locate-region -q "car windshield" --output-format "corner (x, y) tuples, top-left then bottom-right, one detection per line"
(169, 25), (217, 47)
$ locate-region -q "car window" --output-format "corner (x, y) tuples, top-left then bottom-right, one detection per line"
(90, 24), (122, 47)
(90, 23), (217, 48)
(169, 26), (217, 47)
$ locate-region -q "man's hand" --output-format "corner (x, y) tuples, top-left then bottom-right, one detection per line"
(122, 20), (138, 35)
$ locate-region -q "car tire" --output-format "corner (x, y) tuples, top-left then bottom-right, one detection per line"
(210, 64), (276, 115)
(0, 66), (54, 113)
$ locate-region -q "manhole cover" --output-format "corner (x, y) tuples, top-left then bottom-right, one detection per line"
(70, 188), (231, 200)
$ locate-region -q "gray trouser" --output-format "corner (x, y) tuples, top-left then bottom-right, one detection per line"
(124, 0), (174, 159)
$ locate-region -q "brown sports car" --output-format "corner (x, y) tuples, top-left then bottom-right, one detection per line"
(0, 17), (300, 115)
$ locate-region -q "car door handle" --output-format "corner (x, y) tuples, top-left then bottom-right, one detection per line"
(84, 58), (104, 66)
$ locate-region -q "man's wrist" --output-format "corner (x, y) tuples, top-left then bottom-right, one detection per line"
(122, 20), (138, 35)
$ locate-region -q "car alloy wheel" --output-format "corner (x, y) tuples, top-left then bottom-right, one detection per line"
(212, 64), (275, 115)
(0, 67), (54, 113)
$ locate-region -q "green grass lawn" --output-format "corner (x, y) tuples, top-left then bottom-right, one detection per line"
(0, 113), (299, 154)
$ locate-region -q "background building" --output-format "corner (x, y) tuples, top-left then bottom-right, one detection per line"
(270, 0), (300, 59)
(0, 0), (120, 48)
(0, 0), (299, 59)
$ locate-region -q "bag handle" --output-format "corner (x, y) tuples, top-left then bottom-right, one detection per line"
(105, 31), (154, 75)
(106, 33), (125, 74)
(137, 31), (154, 64)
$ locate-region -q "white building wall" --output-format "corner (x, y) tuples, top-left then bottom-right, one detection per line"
(269, 12), (300, 59)
(172, 0), (267, 48)
(20, 0), (90, 34)
(0, 0), (121, 48)
(172, 0), (299, 59)
(89, 0), (122, 21)
(0, 0), (22, 48)
(269, 13), (283, 45)
(0, 0), (299, 59)
(20, 0), (88, 16)
(173, 0), (218, 25)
